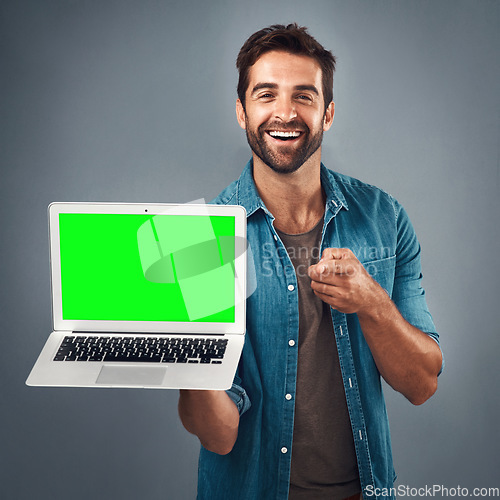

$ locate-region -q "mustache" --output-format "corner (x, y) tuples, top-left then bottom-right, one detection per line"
(259, 120), (309, 132)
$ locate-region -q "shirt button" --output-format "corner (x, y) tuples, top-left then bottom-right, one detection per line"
(274, 234), (278, 241)
(287, 284), (295, 291)
(288, 340), (295, 347)
(281, 447), (288, 454)
(285, 394), (292, 401)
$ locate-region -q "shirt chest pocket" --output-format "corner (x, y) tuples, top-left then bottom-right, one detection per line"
(361, 255), (396, 298)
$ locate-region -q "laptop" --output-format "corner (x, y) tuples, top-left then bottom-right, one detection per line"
(26, 202), (247, 390)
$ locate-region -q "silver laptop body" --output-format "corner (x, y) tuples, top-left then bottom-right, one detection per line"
(26, 202), (247, 390)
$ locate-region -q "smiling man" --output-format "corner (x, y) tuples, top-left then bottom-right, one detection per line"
(178, 24), (443, 500)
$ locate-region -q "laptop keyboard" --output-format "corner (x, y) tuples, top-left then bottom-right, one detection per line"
(54, 336), (227, 364)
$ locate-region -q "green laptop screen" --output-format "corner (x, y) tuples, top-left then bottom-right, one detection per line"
(59, 213), (236, 323)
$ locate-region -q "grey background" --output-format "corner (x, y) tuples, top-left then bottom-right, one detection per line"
(1, 0), (498, 499)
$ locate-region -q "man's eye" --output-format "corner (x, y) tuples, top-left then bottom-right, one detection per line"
(297, 94), (312, 101)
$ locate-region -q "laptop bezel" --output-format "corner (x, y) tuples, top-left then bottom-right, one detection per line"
(49, 202), (246, 334)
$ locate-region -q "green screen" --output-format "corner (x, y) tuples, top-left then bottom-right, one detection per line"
(59, 213), (235, 322)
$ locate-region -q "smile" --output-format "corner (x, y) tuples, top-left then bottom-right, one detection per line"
(267, 130), (302, 141)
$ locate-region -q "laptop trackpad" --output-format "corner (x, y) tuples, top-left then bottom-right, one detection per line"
(96, 365), (167, 386)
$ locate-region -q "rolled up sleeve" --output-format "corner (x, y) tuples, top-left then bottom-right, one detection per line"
(392, 201), (444, 374)
(225, 374), (251, 416)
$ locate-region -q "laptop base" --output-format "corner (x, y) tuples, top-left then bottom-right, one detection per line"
(26, 331), (244, 390)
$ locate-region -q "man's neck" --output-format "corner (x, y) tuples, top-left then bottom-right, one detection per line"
(252, 151), (325, 235)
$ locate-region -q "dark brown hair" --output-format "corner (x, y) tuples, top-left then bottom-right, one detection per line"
(236, 23), (336, 111)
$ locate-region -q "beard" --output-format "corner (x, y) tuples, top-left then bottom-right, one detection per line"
(244, 118), (324, 174)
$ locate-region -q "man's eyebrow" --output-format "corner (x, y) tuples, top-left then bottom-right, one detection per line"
(250, 83), (320, 96)
(294, 84), (319, 95)
(250, 82), (278, 94)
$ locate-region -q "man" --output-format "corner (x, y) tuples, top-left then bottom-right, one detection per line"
(178, 24), (443, 500)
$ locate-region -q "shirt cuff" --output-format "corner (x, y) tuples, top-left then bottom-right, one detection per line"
(225, 382), (251, 416)
(425, 332), (445, 376)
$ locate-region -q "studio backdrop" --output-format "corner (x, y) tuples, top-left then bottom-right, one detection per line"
(1, 1), (498, 499)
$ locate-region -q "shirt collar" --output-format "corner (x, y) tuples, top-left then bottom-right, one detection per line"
(235, 159), (348, 219)
(319, 163), (349, 215)
(235, 160), (273, 218)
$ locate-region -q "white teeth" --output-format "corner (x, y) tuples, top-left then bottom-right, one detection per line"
(269, 131), (301, 138)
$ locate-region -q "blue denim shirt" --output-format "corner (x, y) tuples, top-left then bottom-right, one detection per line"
(198, 161), (442, 500)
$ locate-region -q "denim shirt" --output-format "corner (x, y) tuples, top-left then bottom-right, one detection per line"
(198, 161), (442, 500)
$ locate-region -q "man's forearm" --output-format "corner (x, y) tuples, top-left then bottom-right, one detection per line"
(308, 248), (442, 405)
(178, 390), (239, 455)
(357, 290), (442, 405)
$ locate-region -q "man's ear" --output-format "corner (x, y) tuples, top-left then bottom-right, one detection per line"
(323, 101), (335, 131)
(236, 99), (247, 130)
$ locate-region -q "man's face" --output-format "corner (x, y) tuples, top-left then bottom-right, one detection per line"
(236, 50), (334, 174)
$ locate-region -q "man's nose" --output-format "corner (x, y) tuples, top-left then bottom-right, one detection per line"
(274, 97), (297, 122)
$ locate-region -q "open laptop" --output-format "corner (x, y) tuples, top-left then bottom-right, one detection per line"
(26, 202), (247, 390)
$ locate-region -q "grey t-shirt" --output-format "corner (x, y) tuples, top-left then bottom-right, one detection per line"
(276, 219), (361, 500)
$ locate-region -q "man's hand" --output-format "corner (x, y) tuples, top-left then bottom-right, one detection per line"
(308, 248), (386, 315)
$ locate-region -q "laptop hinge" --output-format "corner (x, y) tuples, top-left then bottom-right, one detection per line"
(72, 331), (225, 336)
